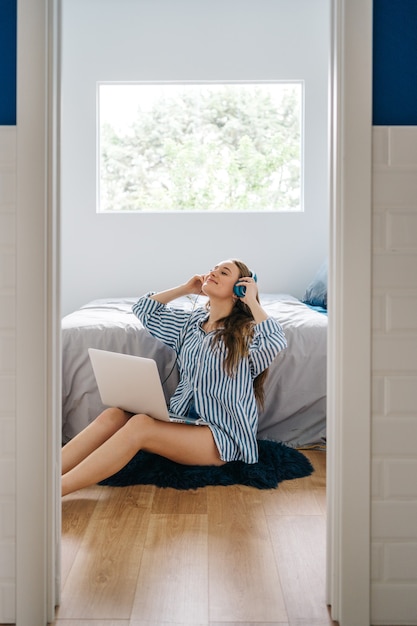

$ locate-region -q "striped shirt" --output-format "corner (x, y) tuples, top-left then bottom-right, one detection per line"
(132, 294), (287, 463)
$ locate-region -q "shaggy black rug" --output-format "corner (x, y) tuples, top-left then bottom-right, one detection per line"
(99, 439), (314, 490)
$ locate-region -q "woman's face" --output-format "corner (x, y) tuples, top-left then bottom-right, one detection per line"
(201, 260), (240, 299)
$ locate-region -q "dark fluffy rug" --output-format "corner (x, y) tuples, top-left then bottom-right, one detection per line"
(99, 439), (314, 490)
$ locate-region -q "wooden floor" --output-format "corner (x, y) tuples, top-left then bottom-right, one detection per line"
(51, 449), (337, 626)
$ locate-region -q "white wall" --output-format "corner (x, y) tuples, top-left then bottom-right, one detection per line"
(61, 0), (330, 315)
(371, 126), (417, 625)
(0, 127), (16, 622)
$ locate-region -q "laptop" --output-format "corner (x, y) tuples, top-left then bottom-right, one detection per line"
(88, 348), (204, 425)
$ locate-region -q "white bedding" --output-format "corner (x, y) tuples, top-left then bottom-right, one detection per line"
(61, 294), (327, 448)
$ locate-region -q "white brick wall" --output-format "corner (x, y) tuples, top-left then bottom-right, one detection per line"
(371, 126), (417, 625)
(0, 126), (16, 623)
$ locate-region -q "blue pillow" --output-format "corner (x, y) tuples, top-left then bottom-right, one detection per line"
(303, 260), (327, 309)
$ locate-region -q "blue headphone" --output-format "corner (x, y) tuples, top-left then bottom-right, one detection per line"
(233, 271), (257, 298)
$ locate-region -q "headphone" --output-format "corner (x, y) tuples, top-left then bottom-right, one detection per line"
(233, 271), (257, 298)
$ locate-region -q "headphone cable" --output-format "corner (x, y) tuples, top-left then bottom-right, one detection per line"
(160, 293), (200, 387)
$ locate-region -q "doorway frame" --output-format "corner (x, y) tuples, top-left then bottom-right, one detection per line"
(326, 0), (372, 623)
(14, 0), (372, 624)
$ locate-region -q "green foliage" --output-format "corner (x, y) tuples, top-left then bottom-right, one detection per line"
(100, 85), (301, 212)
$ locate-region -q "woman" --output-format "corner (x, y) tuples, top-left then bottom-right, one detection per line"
(62, 259), (287, 496)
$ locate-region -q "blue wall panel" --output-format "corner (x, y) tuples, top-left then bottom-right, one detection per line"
(373, 0), (417, 125)
(0, 0), (17, 125)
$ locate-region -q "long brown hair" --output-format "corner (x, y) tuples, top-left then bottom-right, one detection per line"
(210, 259), (269, 408)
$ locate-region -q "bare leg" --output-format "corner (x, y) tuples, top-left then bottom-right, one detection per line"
(62, 413), (224, 497)
(61, 407), (129, 475)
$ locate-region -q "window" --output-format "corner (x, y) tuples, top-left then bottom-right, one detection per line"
(98, 82), (303, 213)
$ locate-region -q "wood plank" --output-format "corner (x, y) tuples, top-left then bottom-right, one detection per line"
(211, 622), (289, 626)
(287, 618), (337, 626)
(210, 622), (292, 626)
(52, 619), (132, 626)
(207, 485), (288, 623)
(267, 514), (332, 623)
(130, 513), (209, 624)
(261, 476), (323, 516)
(262, 450), (326, 517)
(60, 485), (102, 586)
(303, 450), (327, 515)
(129, 622), (208, 626)
(303, 449), (326, 483)
(56, 485), (153, 620)
(151, 486), (208, 515)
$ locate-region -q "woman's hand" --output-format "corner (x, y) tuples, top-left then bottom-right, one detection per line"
(236, 277), (269, 324)
(235, 276), (258, 303)
(183, 274), (206, 295)
(151, 274), (206, 304)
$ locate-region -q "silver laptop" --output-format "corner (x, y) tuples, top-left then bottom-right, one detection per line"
(88, 348), (204, 425)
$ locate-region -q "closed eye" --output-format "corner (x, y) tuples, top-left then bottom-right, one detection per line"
(211, 264), (233, 276)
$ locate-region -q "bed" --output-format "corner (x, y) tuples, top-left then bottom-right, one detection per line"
(61, 290), (328, 449)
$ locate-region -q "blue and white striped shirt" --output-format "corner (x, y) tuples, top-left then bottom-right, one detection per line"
(132, 294), (287, 463)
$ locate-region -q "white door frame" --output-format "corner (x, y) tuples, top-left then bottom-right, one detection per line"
(15, 0), (61, 623)
(14, 0), (372, 624)
(326, 0), (372, 623)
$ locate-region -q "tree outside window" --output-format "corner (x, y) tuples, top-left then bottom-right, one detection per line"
(98, 82), (303, 213)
